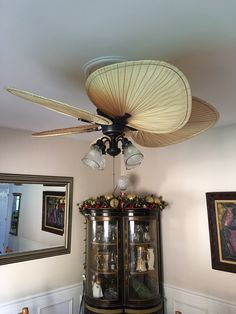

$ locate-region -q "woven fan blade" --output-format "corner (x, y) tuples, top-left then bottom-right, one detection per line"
(32, 124), (100, 137)
(86, 60), (191, 134)
(130, 97), (219, 147)
(6, 87), (112, 125)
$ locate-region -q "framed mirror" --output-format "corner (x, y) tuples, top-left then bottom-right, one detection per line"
(0, 173), (73, 265)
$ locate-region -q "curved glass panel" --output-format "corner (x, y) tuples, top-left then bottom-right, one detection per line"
(86, 218), (119, 301)
(127, 218), (159, 301)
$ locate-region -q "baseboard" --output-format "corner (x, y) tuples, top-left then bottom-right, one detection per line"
(0, 283), (83, 314)
(164, 283), (236, 314)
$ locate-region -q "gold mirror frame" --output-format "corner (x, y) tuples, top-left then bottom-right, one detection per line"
(0, 173), (73, 265)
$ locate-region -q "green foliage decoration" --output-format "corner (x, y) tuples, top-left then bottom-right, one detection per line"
(78, 193), (168, 211)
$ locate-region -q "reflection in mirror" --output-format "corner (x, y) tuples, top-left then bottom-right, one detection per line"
(0, 173), (73, 265)
(9, 193), (22, 236)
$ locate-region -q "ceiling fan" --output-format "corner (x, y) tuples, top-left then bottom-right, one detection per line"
(6, 60), (219, 170)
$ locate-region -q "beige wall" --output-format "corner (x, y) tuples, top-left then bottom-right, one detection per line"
(1, 124), (236, 304)
(0, 127), (120, 303)
(122, 124), (236, 303)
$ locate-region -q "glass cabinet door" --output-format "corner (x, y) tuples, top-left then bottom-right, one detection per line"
(86, 217), (119, 302)
(126, 217), (160, 303)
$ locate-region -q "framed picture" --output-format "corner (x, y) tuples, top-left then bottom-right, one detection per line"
(42, 191), (66, 235)
(206, 192), (236, 273)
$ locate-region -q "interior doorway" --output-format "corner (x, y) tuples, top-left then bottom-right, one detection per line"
(0, 185), (10, 254)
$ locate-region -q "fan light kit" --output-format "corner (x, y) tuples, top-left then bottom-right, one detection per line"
(82, 137), (144, 170)
(6, 58), (219, 170)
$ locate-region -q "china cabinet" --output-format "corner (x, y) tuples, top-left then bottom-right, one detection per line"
(80, 201), (164, 314)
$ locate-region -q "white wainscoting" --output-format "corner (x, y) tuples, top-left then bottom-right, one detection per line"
(0, 283), (83, 314)
(1, 283), (236, 314)
(164, 284), (236, 314)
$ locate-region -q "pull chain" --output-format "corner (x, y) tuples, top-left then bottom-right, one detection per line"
(112, 157), (115, 191)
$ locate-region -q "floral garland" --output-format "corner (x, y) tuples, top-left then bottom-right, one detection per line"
(79, 193), (168, 211)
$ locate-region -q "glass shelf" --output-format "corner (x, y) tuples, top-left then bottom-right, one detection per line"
(90, 242), (117, 246)
(90, 268), (118, 275)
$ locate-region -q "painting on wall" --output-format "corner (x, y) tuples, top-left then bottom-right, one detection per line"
(42, 191), (65, 235)
(206, 192), (236, 273)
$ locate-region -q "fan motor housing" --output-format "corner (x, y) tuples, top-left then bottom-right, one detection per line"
(101, 124), (124, 157)
(101, 123), (124, 137)
(101, 113), (131, 157)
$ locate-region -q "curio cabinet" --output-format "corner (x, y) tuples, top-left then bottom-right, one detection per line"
(80, 194), (167, 314)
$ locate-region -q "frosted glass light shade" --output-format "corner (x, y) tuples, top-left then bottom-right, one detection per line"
(123, 143), (144, 169)
(98, 154), (106, 170)
(82, 144), (104, 169)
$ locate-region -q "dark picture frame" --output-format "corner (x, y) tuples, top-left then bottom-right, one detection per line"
(42, 191), (66, 235)
(206, 192), (236, 273)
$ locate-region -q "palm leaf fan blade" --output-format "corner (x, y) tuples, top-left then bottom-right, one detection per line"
(130, 97), (219, 147)
(32, 124), (100, 137)
(6, 87), (112, 125)
(86, 60), (192, 134)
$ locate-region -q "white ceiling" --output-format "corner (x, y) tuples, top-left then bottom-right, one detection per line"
(1, 0), (236, 140)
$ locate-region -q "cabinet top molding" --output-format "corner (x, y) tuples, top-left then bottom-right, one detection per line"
(78, 193), (168, 212)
